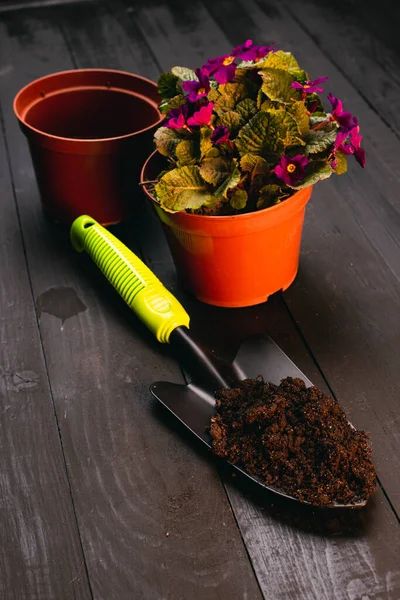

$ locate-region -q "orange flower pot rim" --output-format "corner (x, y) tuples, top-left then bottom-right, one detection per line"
(14, 68), (164, 144)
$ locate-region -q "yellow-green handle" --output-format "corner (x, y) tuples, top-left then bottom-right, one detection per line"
(70, 215), (190, 343)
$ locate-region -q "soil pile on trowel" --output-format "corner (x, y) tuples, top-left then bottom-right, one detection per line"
(210, 377), (376, 507)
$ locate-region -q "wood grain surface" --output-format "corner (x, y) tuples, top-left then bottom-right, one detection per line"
(0, 0), (399, 598)
(0, 61), (91, 600)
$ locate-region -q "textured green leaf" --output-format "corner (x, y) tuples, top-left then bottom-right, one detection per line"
(171, 66), (197, 81)
(219, 110), (244, 136)
(260, 98), (277, 112)
(236, 98), (258, 121)
(257, 88), (265, 109)
(306, 93), (324, 113)
(289, 162), (333, 189)
(288, 101), (310, 137)
(158, 72), (180, 99)
(207, 87), (220, 103)
(309, 113), (329, 126)
(159, 94), (185, 115)
(236, 112), (283, 160)
(333, 151), (348, 175)
(200, 127), (213, 156)
(261, 50), (300, 71)
(155, 166), (212, 212)
(240, 153), (257, 172)
(240, 153), (268, 174)
(176, 140), (199, 166)
(200, 158), (240, 198)
(230, 189), (248, 210)
(289, 69), (308, 85)
(154, 127), (182, 157)
(257, 184), (287, 209)
(267, 109), (305, 147)
(260, 68), (297, 104)
(305, 122), (337, 154)
(214, 82), (247, 115)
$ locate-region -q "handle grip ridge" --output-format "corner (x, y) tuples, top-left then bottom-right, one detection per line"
(70, 215), (190, 343)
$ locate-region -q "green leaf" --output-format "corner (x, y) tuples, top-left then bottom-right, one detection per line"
(289, 69), (308, 85)
(176, 140), (199, 166)
(236, 112), (283, 160)
(306, 93), (324, 113)
(155, 166), (212, 212)
(159, 94), (185, 115)
(219, 110), (244, 136)
(200, 157), (240, 198)
(257, 88), (265, 109)
(261, 50), (300, 71)
(333, 151), (348, 175)
(257, 184), (287, 209)
(260, 98), (277, 112)
(154, 127), (182, 157)
(230, 189), (248, 210)
(305, 122), (337, 154)
(289, 162), (333, 189)
(288, 101), (310, 137)
(309, 113), (329, 126)
(158, 72), (180, 99)
(235, 98), (258, 121)
(267, 109), (305, 147)
(207, 87), (220, 103)
(240, 155), (269, 193)
(200, 127), (213, 156)
(171, 66), (197, 81)
(259, 68), (297, 104)
(214, 82), (248, 115)
(240, 153), (268, 173)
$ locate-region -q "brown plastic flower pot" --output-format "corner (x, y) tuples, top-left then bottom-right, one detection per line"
(14, 69), (163, 225)
(141, 151), (312, 308)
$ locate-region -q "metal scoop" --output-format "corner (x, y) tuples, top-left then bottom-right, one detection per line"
(71, 215), (367, 508)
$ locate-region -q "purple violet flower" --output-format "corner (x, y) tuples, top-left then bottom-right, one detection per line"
(240, 43), (275, 63)
(182, 68), (210, 102)
(164, 104), (188, 129)
(202, 39), (273, 84)
(291, 76), (328, 94)
(187, 102), (214, 127)
(203, 54), (237, 85)
(327, 94), (358, 131)
(274, 154), (309, 186)
(211, 125), (230, 145)
(334, 126), (366, 168)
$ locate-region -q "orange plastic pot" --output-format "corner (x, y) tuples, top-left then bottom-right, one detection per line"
(141, 151), (312, 308)
(14, 69), (163, 225)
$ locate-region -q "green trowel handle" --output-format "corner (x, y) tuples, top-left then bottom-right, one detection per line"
(70, 215), (190, 343)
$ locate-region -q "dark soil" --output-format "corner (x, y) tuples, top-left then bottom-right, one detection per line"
(210, 377), (376, 507)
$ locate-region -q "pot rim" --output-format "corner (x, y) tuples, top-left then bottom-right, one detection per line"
(141, 150), (313, 223)
(13, 68), (164, 144)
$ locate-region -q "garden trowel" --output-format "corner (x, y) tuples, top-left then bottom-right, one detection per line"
(70, 214), (366, 508)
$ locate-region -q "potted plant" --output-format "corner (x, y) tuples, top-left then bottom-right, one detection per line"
(140, 41), (365, 307)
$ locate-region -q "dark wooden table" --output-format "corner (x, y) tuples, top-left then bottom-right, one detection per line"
(1, 0), (400, 598)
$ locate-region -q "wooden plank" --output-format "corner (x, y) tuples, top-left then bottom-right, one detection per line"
(202, 0), (400, 511)
(284, 0), (400, 139)
(0, 5), (263, 599)
(0, 77), (91, 600)
(122, 0), (400, 597)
